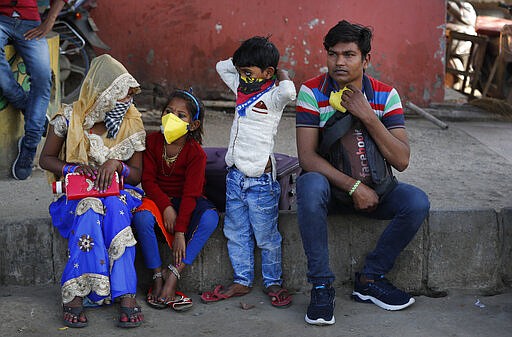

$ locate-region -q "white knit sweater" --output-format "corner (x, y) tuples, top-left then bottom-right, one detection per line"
(216, 59), (296, 179)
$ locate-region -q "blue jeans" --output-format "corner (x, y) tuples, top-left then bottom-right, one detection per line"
(132, 197), (219, 268)
(296, 172), (430, 285)
(0, 16), (51, 150)
(223, 167), (283, 288)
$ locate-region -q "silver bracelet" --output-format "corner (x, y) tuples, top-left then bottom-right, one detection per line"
(168, 264), (181, 280)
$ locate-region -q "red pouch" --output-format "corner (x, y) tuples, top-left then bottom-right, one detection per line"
(55, 172), (123, 200)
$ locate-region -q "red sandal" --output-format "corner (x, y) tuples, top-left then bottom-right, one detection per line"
(265, 286), (292, 308)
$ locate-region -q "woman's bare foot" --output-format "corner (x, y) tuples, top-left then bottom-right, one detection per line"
(62, 296), (87, 328)
(147, 269), (164, 304)
(118, 296), (143, 328)
(158, 264), (185, 304)
(218, 283), (251, 297)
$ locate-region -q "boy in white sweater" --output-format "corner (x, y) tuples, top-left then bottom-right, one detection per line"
(201, 36), (296, 307)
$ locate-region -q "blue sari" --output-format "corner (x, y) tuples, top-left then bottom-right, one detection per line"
(50, 185), (143, 305)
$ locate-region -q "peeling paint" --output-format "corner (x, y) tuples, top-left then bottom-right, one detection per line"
(423, 88), (431, 101)
(319, 66), (328, 73)
(304, 57), (309, 64)
(215, 23), (222, 34)
(146, 49), (154, 65)
(308, 18), (320, 29)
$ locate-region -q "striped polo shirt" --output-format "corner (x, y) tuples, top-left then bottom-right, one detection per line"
(296, 73), (405, 130)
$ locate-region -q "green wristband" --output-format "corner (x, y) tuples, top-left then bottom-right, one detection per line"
(348, 180), (361, 196)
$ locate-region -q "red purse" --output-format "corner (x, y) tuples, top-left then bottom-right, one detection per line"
(53, 172), (123, 200)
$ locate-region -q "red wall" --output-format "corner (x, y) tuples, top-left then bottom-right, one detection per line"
(91, 0), (446, 106)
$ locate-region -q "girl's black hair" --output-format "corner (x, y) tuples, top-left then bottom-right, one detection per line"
(232, 36), (280, 70)
(163, 89), (205, 144)
(323, 20), (373, 59)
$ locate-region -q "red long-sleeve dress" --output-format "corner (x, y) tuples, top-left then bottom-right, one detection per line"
(142, 131), (207, 233)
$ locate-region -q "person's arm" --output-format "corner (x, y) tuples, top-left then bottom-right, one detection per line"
(272, 68), (297, 112)
(141, 136), (173, 214)
(24, 0), (67, 40)
(39, 124), (67, 176)
(174, 148), (206, 233)
(341, 84), (410, 171)
(297, 126), (379, 211)
(216, 58), (239, 94)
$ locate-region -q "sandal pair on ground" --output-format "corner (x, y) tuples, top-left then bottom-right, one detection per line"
(200, 284), (292, 308)
(146, 289), (193, 312)
(146, 265), (193, 312)
(62, 299), (144, 329)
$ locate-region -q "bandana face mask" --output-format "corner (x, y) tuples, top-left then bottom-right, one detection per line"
(239, 75), (267, 94)
(160, 113), (190, 144)
(104, 98), (132, 138)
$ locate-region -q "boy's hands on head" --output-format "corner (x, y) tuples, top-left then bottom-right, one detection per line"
(163, 206), (177, 234)
(276, 68), (290, 82)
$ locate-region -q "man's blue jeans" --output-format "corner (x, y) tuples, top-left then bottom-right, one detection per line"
(0, 16), (51, 150)
(223, 167), (283, 289)
(296, 172), (430, 286)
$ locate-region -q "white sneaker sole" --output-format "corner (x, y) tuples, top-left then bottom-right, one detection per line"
(352, 291), (415, 311)
(11, 137), (23, 180)
(305, 314), (335, 325)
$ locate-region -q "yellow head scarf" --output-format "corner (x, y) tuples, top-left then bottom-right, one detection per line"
(57, 54), (145, 165)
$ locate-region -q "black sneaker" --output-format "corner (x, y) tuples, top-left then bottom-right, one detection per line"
(305, 284), (335, 325)
(352, 272), (415, 311)
(12, 136), (35, 180)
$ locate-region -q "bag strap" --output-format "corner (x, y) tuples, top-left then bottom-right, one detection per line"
(318, 112), (353, 156)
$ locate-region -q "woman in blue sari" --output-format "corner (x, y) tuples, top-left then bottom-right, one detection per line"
(39, 55), (146, 328)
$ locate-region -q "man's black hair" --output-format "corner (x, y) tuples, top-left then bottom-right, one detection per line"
(323, 20), (373, 59)
(232, 36), (280, 70)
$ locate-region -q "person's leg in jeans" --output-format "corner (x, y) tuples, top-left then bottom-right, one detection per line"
(157, 199), (219, 305)
(131, 210), (164, 306)
(297, 172), (336, 324)
(362, 182), (430, 276)
(221, 168), (253, 295)
(352, 182), (430, 310)
(247, 173), (282, 288)
(4, 18), (52, 179)
(297, 172), (335, 285)
(0, 16), (29, 110)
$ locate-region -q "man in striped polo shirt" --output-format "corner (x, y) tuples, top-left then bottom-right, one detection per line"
(295, 20), (430, 326)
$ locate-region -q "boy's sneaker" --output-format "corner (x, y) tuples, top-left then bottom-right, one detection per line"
(12, 136), (35, 180)
(305, 284), (336, 325)
(352, 272), (415, 311)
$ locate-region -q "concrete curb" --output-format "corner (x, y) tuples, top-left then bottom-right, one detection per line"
(1, 208), (510, 294)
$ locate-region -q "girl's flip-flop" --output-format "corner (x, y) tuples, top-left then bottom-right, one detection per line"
(170, 291), (193, 312)
(146, 287), (167, 309)
(200, 284), (249, 303)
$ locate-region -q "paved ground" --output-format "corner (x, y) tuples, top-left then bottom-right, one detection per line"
(0, 284), (511, 337)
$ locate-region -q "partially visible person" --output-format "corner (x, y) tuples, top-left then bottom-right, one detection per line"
(132, 89), (219, 311)
(39, 54), (146, 328)
(0, 0), (67, 180)
(200, 36), (296, 308)
(445, 0), (478, 89)
(295, 20), (430, 325)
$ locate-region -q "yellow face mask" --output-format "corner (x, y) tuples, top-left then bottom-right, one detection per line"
(161, 113), (189, 144)
(329, 86), (352, 113)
